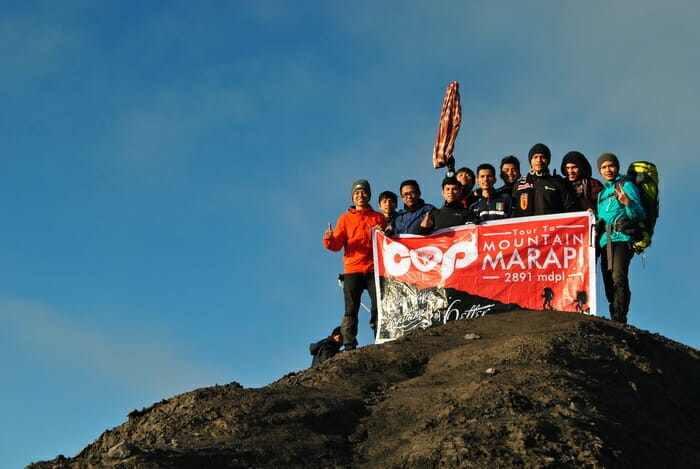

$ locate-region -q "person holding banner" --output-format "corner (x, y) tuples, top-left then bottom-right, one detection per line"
(560, 150), (604, 213)
(413, 177), (471, 234)
(512, 143), (577, 217)
(323, 179), (386, 350)
(392, 180), (436, 235)
(596, 153), (645, 324)
(469, 163), (513, 222)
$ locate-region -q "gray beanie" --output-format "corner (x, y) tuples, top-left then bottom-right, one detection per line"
(350, 179), (371, 200)
(596, 152), (619, 171)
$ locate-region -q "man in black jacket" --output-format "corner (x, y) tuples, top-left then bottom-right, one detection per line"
(309, 326), (343, 367)
(512, 143), (577, 217)
(413, 177), (472, 234)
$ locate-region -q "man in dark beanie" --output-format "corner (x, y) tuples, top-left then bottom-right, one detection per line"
(561, 150), (604, 212)
(323, 179), (386, 350)
(595, 152), (645, 324)
(512, 143), (577, 217)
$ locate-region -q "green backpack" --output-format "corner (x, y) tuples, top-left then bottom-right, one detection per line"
(622, 161), (659, 254)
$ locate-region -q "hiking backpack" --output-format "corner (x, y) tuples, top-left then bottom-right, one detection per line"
(621, 161), (659, 254)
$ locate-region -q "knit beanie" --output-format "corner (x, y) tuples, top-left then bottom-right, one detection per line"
(596, 152), (619, 171)
(528, 143), (551, 162)
(350, 179), (371, 200)
(561, 151), (593, 178)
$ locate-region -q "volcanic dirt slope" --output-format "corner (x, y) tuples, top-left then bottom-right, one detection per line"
(30, 311), (700, 469)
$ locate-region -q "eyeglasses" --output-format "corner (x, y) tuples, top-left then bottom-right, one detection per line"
(401, 191), (419, 197)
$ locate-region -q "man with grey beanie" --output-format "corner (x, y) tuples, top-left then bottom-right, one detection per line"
(595, 152), (645, 324)
(323, 179), (386, 349)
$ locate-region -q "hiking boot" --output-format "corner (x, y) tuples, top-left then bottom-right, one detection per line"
(344, 344), (357, 351)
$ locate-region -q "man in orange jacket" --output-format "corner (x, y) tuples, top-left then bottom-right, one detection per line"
(323, 179), (386, 350)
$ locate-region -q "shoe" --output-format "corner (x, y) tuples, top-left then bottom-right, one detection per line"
(344, 344), (357, 351)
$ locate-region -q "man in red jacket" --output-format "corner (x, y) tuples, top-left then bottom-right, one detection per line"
(323, 179), (386, 350)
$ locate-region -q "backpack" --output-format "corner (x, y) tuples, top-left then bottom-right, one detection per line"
(618, 161), (659, 254)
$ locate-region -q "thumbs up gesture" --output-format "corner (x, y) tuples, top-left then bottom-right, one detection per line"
(420, 211), (434, 229)
(323, 222), (333, 239)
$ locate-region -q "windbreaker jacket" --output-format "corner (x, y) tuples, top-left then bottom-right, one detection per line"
(323, 206), (386, 274)
(596, 175), (645, 247)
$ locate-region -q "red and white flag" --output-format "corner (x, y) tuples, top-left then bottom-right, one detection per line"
(432, 81), (462, 170)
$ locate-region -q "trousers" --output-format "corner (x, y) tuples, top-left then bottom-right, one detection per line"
(341, 272), (378, 347)
(600, 241), (634, 324)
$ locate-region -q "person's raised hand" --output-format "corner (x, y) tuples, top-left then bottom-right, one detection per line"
(420, 212), (433, 228)
(615, 185), (630, 206)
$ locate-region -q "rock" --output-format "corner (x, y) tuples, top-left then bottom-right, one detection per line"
(107, 441), (137, 459)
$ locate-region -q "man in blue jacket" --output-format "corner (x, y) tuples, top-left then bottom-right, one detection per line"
(392, 180), (435, 235)
(596, 152), (645, 324)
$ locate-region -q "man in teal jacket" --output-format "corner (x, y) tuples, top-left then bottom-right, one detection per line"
(596, 152), (645, 324)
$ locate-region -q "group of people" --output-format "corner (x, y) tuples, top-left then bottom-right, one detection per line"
(312, 143), (645, 365)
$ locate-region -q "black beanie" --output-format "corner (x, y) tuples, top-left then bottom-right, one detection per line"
(350, 179), (371, 200)
(528, 143), (551, 161)
(561, 151), (593, 178)
(596, 152), (619, 171)
(331, 326), (342, 337)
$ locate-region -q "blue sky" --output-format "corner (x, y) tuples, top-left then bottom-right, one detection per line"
(2, 1), (698, 466)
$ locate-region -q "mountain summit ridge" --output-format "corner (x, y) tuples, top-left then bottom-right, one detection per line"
(29, 310), (700, 468)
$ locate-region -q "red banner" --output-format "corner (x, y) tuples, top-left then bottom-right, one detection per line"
(373, 212), (596, 342)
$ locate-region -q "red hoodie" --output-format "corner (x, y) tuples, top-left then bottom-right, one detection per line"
(323, 206), (386, 274)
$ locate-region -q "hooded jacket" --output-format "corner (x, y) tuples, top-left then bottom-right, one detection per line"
(561, 151), (604, 212)
(596, 175), (645, 247)
(323, 206), (386, 274)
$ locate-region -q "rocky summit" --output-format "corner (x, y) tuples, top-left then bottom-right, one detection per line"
(29, 310), (700, 468)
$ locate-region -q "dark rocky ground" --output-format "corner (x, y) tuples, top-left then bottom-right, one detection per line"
(29, 310), (700, 468)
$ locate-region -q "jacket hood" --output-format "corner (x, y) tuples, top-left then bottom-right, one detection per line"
(561, 151), (593, 179)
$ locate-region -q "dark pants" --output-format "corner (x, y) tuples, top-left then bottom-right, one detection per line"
(342, 272), (378, 347)
(600, 242), (634, 324)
